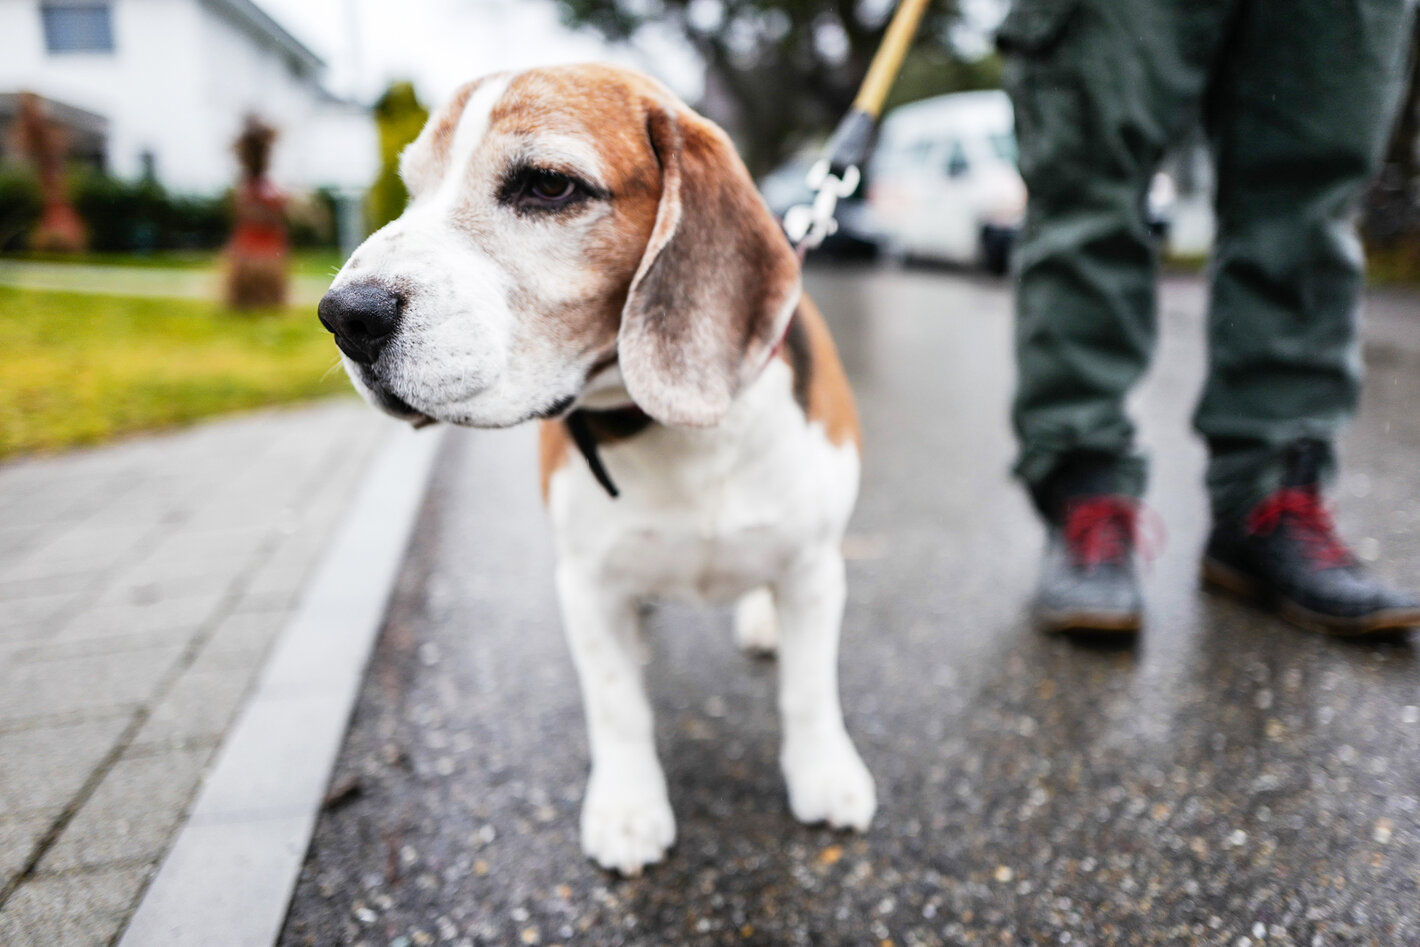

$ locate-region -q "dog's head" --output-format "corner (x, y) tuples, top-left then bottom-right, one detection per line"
(320, 64), (801, 429)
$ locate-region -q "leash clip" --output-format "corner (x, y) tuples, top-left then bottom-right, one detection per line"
(783, 159), (861, 255)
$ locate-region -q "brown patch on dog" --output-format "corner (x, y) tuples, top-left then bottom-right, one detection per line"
(539, 420), (571, 502)
(615, 93), (802, 427)
(786, 297), (860, 449)
(428, 81), (480, 169)
(778, 306), (812, 414)
(458, 68), (671, 380)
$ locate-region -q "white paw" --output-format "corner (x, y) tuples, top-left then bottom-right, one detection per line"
(781, 733), (876, 831)
(580, 767), (676, 876)
(734, 588), (779, 656)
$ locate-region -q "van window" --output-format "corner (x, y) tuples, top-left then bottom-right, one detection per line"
(945, 141), (969, 177)
(989, 132), (1019, 166)
(905, 140), (935, 168)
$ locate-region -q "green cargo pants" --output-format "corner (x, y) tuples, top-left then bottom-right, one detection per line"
(1000, 0), (1416, 518)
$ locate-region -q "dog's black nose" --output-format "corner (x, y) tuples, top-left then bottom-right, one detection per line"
(318, 282), (402, 365)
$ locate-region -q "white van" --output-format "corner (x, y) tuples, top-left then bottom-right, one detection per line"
(868, 90), (1026, 273)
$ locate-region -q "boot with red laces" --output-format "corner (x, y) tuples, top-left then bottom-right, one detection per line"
(1202, 441), (1420, 636)
(1033, 461), (1159, 635)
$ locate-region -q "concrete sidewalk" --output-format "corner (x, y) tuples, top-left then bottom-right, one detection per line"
(0, 399), (393, 946)
(0, 260), (331, 305)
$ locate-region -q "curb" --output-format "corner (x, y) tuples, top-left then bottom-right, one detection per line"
(118, 423), (448, 947)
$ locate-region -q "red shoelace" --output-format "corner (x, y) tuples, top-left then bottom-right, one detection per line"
(1246, 486), (1355, 569)
(1063, 496), (1165, 570)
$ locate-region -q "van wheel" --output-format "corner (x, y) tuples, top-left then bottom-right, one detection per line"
(879, 236), (910, 268)
(979, 229), (1011, 276)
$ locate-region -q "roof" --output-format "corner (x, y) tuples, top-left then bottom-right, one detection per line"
(0, 91), (108, 134)
(879, 90), (1012, 141)
(201, 0), (325, 73)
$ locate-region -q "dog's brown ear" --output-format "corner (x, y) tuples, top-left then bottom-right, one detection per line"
(618, 104), (801, 427)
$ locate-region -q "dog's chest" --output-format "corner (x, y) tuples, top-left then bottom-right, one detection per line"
(547, 365), (858, 600)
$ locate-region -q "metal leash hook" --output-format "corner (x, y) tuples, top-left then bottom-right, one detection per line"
(783, 160), (861, 256)
(780, 0), (932, 262)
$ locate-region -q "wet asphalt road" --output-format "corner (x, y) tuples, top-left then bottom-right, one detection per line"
(279, 267), (1420, 947)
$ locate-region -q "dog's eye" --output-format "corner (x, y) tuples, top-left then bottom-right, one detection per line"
(528, 171), (576, 203)
(513, 169), (587, 212)
(499, 166), (603, 215)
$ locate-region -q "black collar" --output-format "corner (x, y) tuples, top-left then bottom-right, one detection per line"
(564, 405), (653, 498)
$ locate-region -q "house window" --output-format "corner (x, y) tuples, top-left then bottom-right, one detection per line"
(41, 2), (115, 54)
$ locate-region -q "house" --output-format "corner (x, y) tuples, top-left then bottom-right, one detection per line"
(0, 0), (375, 197)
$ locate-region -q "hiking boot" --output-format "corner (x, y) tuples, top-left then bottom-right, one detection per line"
(1035, 494), (1152, 635)
(1201, 442), (1420, 637)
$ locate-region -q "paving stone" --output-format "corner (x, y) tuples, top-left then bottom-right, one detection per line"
(5, 628), (193, 664)
(200, 609), (286, 658)
(0, 719), (128, 818)
(0, 646), (185, 724)
(130, 668), (257, 750)
(90, 571), (239, 609)
(0, 591), (83, 637)
(228, 586), (301, 614)
(0, 524), (53, 568)
(39, 745), (213, 872)
(0, 811), (55, 887)
(116, 551), (258, 589)
(0, 557), (112, 588)
(139, 526), (272, 567)
(241, 539), (328, 601)
(0, 400), (390, 943)
(0, 865), (150, 947)
(54, 594), (227, 642)
(18, 524), (152, 566)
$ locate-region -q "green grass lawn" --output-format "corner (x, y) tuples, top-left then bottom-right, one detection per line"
(0, 285), (352, 459)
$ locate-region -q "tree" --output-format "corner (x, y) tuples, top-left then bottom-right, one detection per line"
(552, 0), (975, 175)
(1382, 16), (1420, 230)
(1362, 17), (1420, 279)
(367, 81), (429, 233)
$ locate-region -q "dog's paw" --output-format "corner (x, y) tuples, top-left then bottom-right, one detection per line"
(781, 734), (876, 831)
(733, 587), (779, 656)
(580, 769), (676, 876)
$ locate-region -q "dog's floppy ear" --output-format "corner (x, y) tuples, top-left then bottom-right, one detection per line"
(617, 103), (802, 427)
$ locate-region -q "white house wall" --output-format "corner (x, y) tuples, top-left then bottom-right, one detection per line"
(0, 0), (375, 195)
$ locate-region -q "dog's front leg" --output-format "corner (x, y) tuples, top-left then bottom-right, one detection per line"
(557, 564), (674, 876)
(774, 548), (877, 831)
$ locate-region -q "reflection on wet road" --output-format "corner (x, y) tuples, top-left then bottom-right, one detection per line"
(281, 267), (1420, 946)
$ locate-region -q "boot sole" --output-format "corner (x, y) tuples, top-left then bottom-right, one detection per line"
(1200, 558), (1420, 638)
(1035, 606), (1142, 636)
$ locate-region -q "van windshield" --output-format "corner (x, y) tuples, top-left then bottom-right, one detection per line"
(989, 132), (1019, 166)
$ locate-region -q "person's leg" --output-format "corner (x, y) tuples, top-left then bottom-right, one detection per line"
(1197, 0), (1420, 634)
(1000, 0), (1233, 631)
(1003, 0), (1232, 507)
(1197, 0), (1415, 515)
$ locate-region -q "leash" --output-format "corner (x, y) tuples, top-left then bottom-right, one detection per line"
(569, 0), (931, 498)
(783, 0), (932, 259)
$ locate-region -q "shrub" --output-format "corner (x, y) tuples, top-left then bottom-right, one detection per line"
(0, 168), (44, 252)
(70, 171), (228, 252)
(367, 81), (428, 233)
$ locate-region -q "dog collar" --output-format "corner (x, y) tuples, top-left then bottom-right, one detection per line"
(567, 309), (797, 500)
(564, 405), (653, 499)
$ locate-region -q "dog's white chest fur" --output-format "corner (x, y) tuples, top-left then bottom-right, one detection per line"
(546, 360), (858, 602)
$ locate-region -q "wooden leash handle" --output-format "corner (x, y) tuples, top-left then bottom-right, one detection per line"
(853, 0), (934, 119)
(823, 0), (933, 176)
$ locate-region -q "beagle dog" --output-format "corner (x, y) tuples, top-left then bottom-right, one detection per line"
(318, 64), (874, 876)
